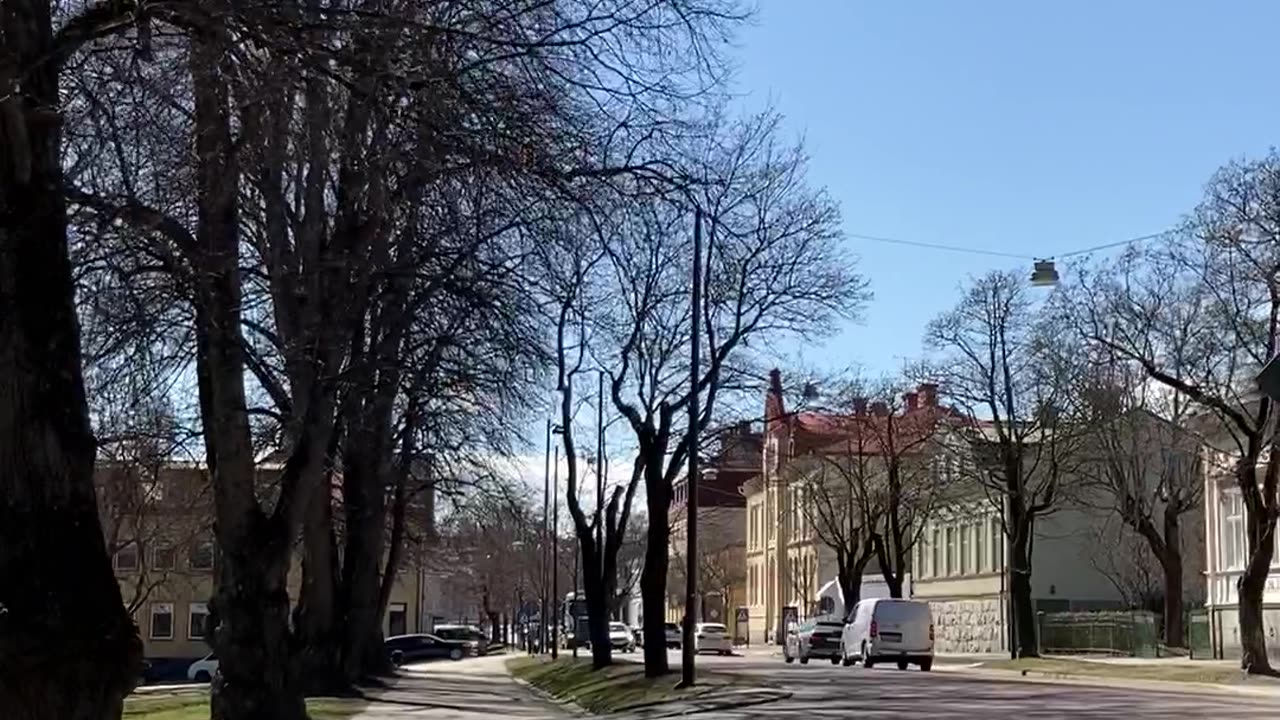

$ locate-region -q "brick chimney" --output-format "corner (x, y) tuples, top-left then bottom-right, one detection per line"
(918, 383), (938, 407)
(871, 401), (889, 417)
(904, 392), (919, 412)
(852, 397), (868, 416)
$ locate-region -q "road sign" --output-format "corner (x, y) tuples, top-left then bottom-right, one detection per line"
(735, 607), (749, 624)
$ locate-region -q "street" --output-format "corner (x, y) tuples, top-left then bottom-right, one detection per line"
(684, 652), (1280, 719)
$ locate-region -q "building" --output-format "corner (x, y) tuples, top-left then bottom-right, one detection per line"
(97, 460), (428, 675)
(667, 421), (761, 639)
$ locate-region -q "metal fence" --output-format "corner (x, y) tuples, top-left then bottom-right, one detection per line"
(1038, 610), (1160, 657)
(1188, 609), (1213, 659)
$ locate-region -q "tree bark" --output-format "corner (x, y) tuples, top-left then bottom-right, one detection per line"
(640, 476), (672, 676)
(1009, 528), (1038, 658)
(0, 4), (145, 719)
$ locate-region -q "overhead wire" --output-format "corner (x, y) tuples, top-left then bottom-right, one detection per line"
(846, 228), (1170, 262)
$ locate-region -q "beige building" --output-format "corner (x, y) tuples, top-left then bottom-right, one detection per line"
(98, 461), (426, 670)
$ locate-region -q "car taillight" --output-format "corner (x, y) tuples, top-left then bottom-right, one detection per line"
(929, 624), (935, 642)
(869, 620), (878, 638)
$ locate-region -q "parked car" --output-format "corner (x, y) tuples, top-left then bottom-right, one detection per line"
(783, 617), (844, 665)
(694, 622), (732, 655)
(186, 653), (218, 683)
(608, 622), (637, 653)
(630, 624), (644, 647)
(385, 633), (471, 666)
(432, 624), (486, 655)
(663, 622), (682, 648)
(841, 599), (934, 671)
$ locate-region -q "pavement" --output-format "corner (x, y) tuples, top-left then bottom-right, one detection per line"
(346, 649), (1280, 719)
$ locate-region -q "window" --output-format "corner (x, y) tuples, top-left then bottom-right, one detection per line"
(189, 602), (209, 640)
(931, 527), (942, 578)
(960, 523), (972, 575)
(992, 518), (1004, 570)
(976, 519), (988, 573)
(945, 526), (957, 576)
(1223, 493), (1245, 571)
(150, 603), (174, 640)
(388, 602), (408, 637)
(190, 539), (215, 570)
(115, 543), (139, 572)
(153, 543), (176, 571)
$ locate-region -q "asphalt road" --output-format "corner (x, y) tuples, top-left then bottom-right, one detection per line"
(681, 652), (1280, 719)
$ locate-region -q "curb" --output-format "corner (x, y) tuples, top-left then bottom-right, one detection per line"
(613, 690), (793, 719)
(509, 672), (591, 717)
(936, 665), (1280, 700)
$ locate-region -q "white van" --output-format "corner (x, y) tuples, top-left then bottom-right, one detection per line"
(840, 598), (933, 671)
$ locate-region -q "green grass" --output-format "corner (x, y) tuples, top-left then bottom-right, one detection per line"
(123, 691), (367, 720)
(507, 656), (751, 714)
(978, 658), (1250, 685)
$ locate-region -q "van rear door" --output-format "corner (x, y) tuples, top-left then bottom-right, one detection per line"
(873, 600), (932, 650)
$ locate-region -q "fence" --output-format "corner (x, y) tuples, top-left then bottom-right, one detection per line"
(1187, 609), (1213, 659)
(1038, 610), (1159, 657)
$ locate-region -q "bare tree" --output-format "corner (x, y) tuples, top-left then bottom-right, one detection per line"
(1067, 154), (1280, 674)
(1068, 358), (1203, 647)
(926, 270), (1082, 658)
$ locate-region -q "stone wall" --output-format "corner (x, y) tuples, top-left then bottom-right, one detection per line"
(928, 598), (1005, 654)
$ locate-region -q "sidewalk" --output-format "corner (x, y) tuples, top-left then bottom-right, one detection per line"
(354, 654), (572, 719)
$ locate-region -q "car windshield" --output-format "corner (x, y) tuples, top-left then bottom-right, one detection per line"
(699, 624), (726, 633)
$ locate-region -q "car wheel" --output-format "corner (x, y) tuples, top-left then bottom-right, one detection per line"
(799, 655), (809, 665)
(784, 650), (794, 664)
(831, 655), (840, 666)
(194, 671), (211, 683)
(897, 659), (909, 670)
(389, 650), (405, 668)
(920, 660), (933, 672)
(449, 648), (464, 661)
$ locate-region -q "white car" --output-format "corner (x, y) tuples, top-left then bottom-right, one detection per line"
(840, 598), (934, 671)
(608, 622), (637, 652)
(187, 653), (218, 682)
(694, 622), (732, 655)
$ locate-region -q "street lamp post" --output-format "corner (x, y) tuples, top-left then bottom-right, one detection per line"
(680, 208), (703, 688)
(552, 444), (561, 659)
(541, 419), (552, 654)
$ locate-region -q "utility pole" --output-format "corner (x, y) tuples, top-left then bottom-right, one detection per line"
(573, 550), (580, 659)
(541, 418), (552, 654)
(596, 370), (606, 587)
(680, 208), (703, 687)
(552, 444), (561, 660)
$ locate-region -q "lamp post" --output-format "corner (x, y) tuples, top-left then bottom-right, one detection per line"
(680, 207), (703, 688)
(541, 419), (552, 654)
(552, 443), (561, 659)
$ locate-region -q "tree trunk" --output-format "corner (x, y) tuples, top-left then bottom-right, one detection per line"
(0, 5), (144, 719)
(1009, 530), (1038, 658)
(640, 489), (672, 676)
(294, 475), (344, 694)
(1157, 508), (1185, 648)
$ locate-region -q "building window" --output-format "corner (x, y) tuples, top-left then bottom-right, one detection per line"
(189, 602), (209, 640)
(115, 543), (139, 572)
(388, 602), (408, 637)
(190, 539), (215, 570)
(150, 603), (174, 640)
(992, 518), (1004, 570)
(931, 527), (942, 578)
(960, 523), (972, 575)
(976, 519), (988, 573)
(153, 543), (176, 571)
(1223, 493), (1245, 571)
(945, 526), (957, 576)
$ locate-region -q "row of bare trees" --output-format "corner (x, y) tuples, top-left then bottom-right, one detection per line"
(2, 1), (781, 718)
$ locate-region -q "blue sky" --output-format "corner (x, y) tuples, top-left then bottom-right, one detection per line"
(733, 0), (1280, 377)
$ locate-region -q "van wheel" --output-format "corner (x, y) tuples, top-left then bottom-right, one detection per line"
(799, 655), (809, 665)
(830, 656), (840, 665)
(862, 643), (875, 669)
(920, 660), (933, 672)
(897, 660), (909, 670)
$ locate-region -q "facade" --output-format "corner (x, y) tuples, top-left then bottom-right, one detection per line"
(98, 461), (428, 670)
(1203, 444), (1280, 660)
(744, 371), (942, 645)
(666, 421), (760, 637)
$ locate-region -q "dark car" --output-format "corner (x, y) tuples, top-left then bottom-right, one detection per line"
(784, 618), (845, 665)
(432, 625), (488, 655)
(385, 633), (470, 666)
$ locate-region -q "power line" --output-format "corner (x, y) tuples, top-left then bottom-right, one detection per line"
(846, 229), (1169, 262)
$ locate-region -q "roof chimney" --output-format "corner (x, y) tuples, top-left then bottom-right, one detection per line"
(871, 401), (889, 417)
(918, 383), (938, 407)
(904, 392), (919, 412)
(852, 397), (868, 416)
